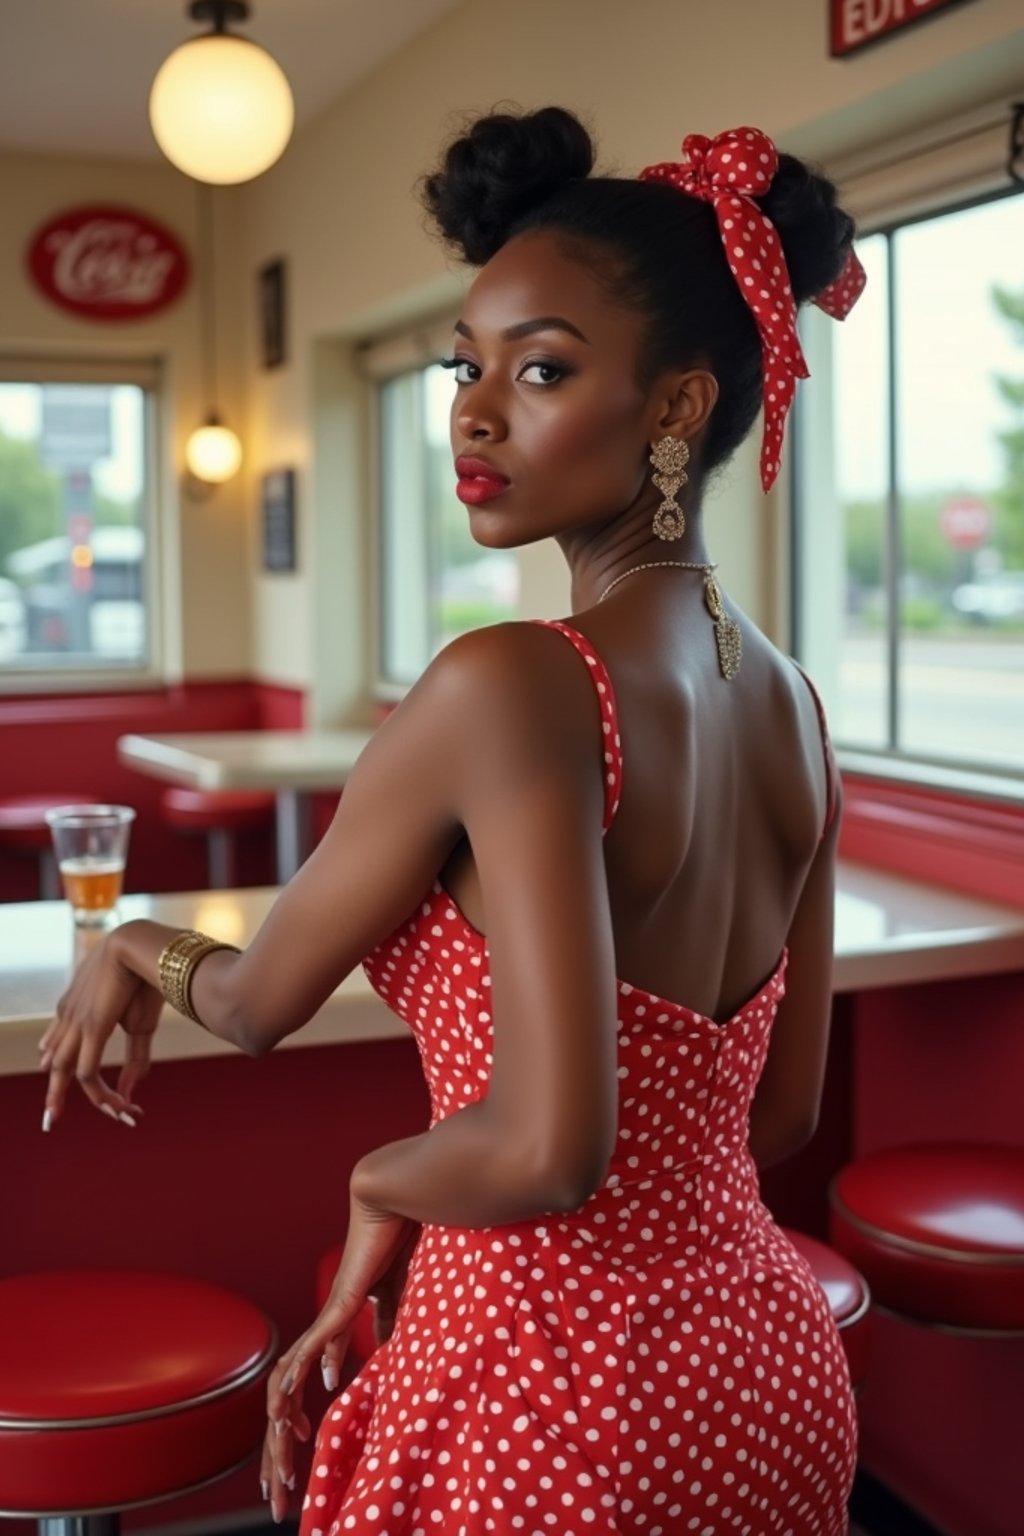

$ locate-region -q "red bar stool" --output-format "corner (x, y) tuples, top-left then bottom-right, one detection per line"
(782, 1227), (872, 1392)
(315, 1245), (379, 1376)
(828, 1143), (1024, 1335)
(0, 794), (99, 899)
(159, 787), (276, 889)
(0, 1270), (276, 1534)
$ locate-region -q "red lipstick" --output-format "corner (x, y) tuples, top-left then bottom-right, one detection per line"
(455, 455), (510, 505)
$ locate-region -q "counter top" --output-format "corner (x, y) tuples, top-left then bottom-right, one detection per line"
(2, 862), (1022, 1077)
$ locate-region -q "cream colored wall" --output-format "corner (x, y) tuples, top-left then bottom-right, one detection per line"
(0, 151), (251, 683)
(241, 0), (1024, 723)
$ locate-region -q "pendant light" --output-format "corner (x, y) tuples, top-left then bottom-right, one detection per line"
(150, 1), (294, 185)
(186, 183), (242, 484)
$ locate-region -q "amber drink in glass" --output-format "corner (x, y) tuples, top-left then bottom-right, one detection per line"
(45, 805), (136, 926)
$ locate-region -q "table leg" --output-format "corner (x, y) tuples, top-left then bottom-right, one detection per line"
(274, 789), (312, 882)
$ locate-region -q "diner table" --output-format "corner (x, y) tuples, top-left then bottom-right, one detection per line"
(3, 860), (1023, 1075)
(117, 728), (375, 881)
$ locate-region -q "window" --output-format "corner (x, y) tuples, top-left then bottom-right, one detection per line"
(0, 362), (159, 679)
(795, 119), (1024, 780)
(368, 322), (520, 688)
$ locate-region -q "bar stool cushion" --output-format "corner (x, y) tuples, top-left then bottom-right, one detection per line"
(0, 793), (99, 850)
(782, 1227), (871, 1389)
(315, 1244), (379, 1369)
(160, 787), (276, 832)
(0, 1270), (275, 1516)
(829, 1143), (1024, 1332)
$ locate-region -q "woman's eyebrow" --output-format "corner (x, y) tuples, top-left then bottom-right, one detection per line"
(453, 316), (591, 344)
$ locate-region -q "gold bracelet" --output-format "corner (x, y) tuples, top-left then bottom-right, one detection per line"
(157, 929), (241, 1027)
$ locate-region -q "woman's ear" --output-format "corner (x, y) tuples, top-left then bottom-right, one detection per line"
(652, 368), (719, 442)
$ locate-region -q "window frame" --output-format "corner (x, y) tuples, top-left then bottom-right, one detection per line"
(0, 355), (166, 695)
(791, 101), (1024, 801)
(361, 308), (499, 698)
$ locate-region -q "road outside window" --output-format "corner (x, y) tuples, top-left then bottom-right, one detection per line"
(0, 381), (150, 674)
(810, 193), (1024, 774)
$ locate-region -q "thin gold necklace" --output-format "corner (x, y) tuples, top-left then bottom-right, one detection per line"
(596, 560), (742, 680)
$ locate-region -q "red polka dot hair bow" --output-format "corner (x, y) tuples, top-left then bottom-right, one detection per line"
(639, 126), (866, 492)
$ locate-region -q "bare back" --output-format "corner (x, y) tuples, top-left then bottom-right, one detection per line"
(441, 591), (834, 1026)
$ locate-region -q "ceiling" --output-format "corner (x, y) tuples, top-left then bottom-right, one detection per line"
(0, 0), (465, 161)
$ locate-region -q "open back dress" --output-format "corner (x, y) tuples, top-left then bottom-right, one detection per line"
(300, 618), (857, 1536)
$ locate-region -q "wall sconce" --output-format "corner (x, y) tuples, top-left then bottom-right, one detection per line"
(150, 0), (294, 185)
(186, 415), (243, 482)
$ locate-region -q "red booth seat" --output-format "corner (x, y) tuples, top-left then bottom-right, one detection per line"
(0, 1270), (275, 1517)
(829, 1143), (1024, 1333)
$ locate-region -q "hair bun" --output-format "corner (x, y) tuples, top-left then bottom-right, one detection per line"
(422, 106), (595, 265)
(758, 153), (856, 305)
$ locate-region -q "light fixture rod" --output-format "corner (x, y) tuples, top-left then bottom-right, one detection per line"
(197, 182), (219, 411)
(189, 1), (250, 35)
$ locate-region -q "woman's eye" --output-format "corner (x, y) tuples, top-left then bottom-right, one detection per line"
(439, 357), (480, 385)
(519, 361), (566, 385)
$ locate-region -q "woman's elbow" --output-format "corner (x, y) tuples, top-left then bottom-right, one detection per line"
(227, 1004), (285, 1058)
(536, 1140), (615, 1214)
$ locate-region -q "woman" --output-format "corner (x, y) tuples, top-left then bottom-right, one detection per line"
(40, 108), (863, 1535)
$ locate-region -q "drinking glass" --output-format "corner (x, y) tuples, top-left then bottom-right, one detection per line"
(45, 805), (136, 926)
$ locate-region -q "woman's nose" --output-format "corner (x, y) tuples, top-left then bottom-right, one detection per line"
(454, 378), (507, 443)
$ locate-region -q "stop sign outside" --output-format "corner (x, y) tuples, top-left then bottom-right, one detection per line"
(940, 495), (991, 550)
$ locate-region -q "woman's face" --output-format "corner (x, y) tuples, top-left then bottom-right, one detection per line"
(448, 231), (660, 548)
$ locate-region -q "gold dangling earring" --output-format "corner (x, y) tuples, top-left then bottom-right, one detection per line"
(650, 437), (689, 541)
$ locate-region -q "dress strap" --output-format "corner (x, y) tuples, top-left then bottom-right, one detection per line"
(532, 619), (623, 833)
(790, 659), (838, 839)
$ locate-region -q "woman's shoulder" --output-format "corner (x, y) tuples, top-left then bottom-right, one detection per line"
(424, 618), (606, 714)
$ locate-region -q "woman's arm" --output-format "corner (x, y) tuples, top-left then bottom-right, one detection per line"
(355, 622), (621, 1224)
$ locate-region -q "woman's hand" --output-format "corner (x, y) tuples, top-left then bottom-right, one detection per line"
(38, 928), (160, 1130)
(260, 1184), (417, 1523)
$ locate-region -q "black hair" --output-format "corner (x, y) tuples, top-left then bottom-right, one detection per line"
(421, 106), (855, 479)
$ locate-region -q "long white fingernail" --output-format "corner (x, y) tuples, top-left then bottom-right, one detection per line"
(41, 1108), (53, 1133)
(101, 1104), (119, 1121)
(119, 1112), (137, 1128)
(322, 1360), (339, 1391)
(260, 1478), (269, 1501)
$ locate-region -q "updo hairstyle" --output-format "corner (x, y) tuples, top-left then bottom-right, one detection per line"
(421, 106), (855, 479)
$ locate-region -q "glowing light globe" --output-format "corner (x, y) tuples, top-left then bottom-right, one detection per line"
(186, 420), (243, 482)
(149, 34), (294, 184)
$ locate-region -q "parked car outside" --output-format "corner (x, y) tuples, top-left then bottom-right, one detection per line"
(952, 572), (1024, 623)
(0, 576), (27, 660)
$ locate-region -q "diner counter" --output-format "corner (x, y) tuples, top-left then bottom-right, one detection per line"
(1, 859), (1023, 1078)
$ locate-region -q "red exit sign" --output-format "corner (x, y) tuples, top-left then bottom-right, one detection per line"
(831, 0), (977, 57)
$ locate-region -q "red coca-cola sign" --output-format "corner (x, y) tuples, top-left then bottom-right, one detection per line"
(26, 204), (190, 322)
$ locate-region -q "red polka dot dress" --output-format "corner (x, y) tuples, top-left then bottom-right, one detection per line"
(301, 620), (857, 1536)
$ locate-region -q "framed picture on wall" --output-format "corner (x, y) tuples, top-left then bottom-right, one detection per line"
(262, 468), (297, 572)
(259, 258), (287, 369)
